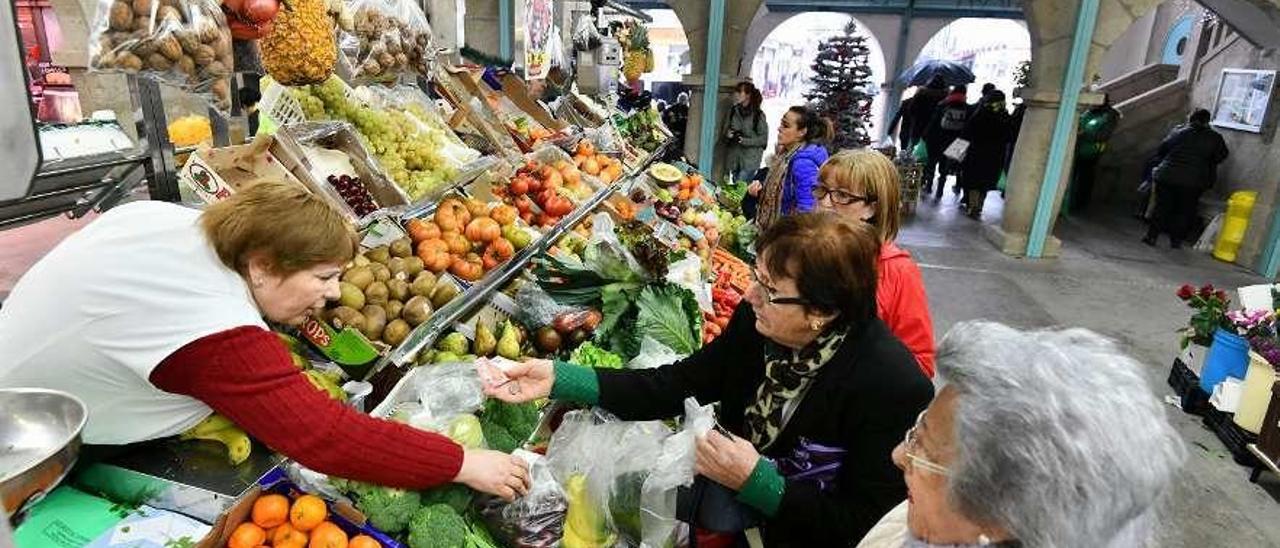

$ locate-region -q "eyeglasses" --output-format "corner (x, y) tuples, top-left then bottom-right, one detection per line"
(749, 267), (809, 306)
(903, 411), (950, 476)
(814, 186), (874, 206)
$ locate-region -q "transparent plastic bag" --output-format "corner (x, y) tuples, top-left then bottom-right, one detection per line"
(582, 213), (647, 281)
(88, 0), (233, 110)
(515, 282), (584, 330)
(604, 422), (671, 547)
(640, 398), (714, 547)
(477, 450), (568, 548)
(627, 337), (684, 370)
(572, 13), (601, 52)
(340, 0), (434, 82)
(410, 361), (486, 419)
(666, 254), (712, 314)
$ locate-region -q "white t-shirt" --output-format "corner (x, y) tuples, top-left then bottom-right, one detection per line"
(0, 201), (266, 444)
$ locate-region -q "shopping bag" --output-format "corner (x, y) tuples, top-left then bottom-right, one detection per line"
(911, 140), (928, 163)
(997, 171), (1007, 192)
(943, 138), (970, 162)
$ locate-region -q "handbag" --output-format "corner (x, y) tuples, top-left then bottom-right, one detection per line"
(943, 138), (971, 162)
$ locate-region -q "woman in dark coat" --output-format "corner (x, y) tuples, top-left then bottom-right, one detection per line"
(491, 213), (934, 547)
(959, 91), (1011, 219)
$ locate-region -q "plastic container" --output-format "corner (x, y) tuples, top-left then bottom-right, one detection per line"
(1234, 351), (1278, 433)
(1201, 327), (1250, 394)
(1214, 190), (1257, 262)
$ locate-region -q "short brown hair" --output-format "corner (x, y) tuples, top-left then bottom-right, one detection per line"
(755, 212), (880, 322)
(201, 182), (358, 275)
(819, 149), (901, 242)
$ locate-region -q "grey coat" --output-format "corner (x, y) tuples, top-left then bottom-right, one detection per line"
(723, 105), (768, 178)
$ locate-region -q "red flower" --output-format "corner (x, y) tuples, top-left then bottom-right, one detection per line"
(1177, 285), (1195, 300)
(1199, 285), (1214, 298)
(1215, 290), (1229, 302)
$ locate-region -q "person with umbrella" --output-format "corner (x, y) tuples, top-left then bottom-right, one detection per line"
(924, 84), (971, 200)
(887, 75), (948, 154)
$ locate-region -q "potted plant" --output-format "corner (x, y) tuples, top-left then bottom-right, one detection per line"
(1175, 284), (1231, 376)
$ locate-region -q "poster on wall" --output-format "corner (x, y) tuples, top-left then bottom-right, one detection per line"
(1211, 69), (1276, 133)
(523, 0), (552, 80)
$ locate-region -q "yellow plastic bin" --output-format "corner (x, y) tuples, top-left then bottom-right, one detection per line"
(1214, 191), (1258, 262)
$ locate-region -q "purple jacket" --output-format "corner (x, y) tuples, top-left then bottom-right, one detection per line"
(783, 144), (828, 215)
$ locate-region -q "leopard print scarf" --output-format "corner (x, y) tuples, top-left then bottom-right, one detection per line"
(743, 323), (849, 449)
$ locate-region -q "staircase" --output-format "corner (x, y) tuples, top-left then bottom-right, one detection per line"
(1092, 64), (1190, 204)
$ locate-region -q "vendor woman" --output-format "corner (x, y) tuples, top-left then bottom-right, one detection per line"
(0, 182), (529, 500)
(491, 212), (934, 546)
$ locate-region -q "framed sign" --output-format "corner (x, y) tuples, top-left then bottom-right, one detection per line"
(1211, 69), (1276, 133)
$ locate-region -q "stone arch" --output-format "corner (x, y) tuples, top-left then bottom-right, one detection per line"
(909, 17), (1032, 99)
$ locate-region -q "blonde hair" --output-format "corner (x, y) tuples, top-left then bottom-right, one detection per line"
(818, 149), (901, 242)
(201, 181), (358, 275)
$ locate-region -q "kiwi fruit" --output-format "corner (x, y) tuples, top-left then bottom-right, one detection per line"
(386, 279), (410, 302)
(383, 319), (411, 346)
(402, 296), (433, 326)
(384, 300), (404, 320)
(342, 266), (375, 291)
(370, 263), (392, 283)
(411, 271), (437, 297)
(360, 305), (387, 341)
(330, 306), (367, 332)
(403, 257), (425, 277)
(366, 246), (391, 265)
(338, 282), (366, 310)
(390, 237), (413, 258)
(365, 281), (390, 306)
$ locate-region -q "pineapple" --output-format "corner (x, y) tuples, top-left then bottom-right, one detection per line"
(622, 23), (651, 81)
(260, 0), (337, 86)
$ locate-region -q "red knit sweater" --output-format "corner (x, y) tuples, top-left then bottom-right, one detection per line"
(151, 326), (464, 489)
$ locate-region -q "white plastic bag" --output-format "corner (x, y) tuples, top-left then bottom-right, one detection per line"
(943, 138), (970, 162)
(409, 361), (486, 420)
(640, 398), (714, 547)
(666, 254), (713, 314)
(340, 0), (434, 82)
(1194, 213), (1223, 252)
(627, 337), (684, 370)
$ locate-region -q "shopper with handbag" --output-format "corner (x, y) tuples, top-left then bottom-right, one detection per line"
(490, 213), (934, 546)
(957, 90), (1012, 219)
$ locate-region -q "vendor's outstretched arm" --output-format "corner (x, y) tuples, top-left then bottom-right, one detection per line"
(152, 326), (464, 489)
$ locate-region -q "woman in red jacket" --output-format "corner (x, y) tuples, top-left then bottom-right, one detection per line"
(815, 150), (936, 376)
(0, 182), (529, 500)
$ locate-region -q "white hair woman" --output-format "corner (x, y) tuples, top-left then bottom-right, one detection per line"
(858, 321), (1186, 547)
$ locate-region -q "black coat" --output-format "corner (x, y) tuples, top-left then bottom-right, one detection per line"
(960, 107), (1012, 191)
(1153, 123), (1229, 189)
(595, 305), (934, 547)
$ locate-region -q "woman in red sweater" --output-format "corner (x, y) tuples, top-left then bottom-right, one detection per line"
(814, 150), (937, 376)
(0, 182), (528, 500)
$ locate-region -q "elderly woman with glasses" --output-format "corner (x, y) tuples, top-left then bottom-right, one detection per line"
(815, 149), (936, 377)
(491, 213), (934, 546)
(857, 321), (1186, 548)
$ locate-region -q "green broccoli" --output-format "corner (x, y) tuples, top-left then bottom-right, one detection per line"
(481, 400), (540, 449)
(419, 483), (473, 514)
(352, 485), (422, 535)
(481, 421), (519, 453)
(408, 503), (467, 548)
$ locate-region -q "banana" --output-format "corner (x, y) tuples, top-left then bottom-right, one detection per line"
(305, 369), (348, 401)
(181, 414), (253, 465)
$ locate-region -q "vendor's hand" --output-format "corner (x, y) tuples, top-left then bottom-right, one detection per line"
(695, 430), (760, 491)
(747, 181), (763, 197)
(455, 448), (531, 502)
(483, 359), (554, 403)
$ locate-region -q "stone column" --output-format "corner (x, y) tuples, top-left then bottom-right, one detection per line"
(427, 0), (466, 54)
(984, 87), (1105, 257)
(463, 0), (501, 56)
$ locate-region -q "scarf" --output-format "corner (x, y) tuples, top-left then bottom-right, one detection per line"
(754, 143), (801, 232)
(743, 322), (849, 449)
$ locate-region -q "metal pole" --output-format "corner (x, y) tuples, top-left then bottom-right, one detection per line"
(698, 0), (727, 178)
(498, 0), (514, 61)
(128, 76), (180, 202)
(883, 0), (916, 141)
(1026, 0), (1100, 258)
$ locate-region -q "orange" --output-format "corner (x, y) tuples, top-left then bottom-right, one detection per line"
(227, 522), (267, 548)
(308, 522), (348, 548)
(251, 493), (290, 529)
(349, 535), (381, 548)
(289, 495), (328, 532)
(272, 522), (309, 547)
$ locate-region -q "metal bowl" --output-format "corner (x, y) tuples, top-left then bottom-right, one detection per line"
(0, 388), (87, 518)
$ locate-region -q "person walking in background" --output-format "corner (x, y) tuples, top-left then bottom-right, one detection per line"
(897, 76), (948, 155)
(723, 82), (769, 183)
(1070, 96), (1121, 214)
(749, 105), (831, 230)
(958, 90), (1012, 219)
(660, 92), (690, 162)
(1143, 108), (1229, 249)
(924, 84), (971, 200)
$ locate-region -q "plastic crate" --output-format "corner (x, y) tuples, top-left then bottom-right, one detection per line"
(1169, 358), (1211, 415)
(1203, 408), (1262, 468)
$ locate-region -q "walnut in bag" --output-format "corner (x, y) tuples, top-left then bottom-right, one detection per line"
(340, 0), (433, 82)
(89, 0), (234, 111)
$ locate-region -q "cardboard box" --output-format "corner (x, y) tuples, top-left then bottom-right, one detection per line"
(271, 122), (412, 224)
(177, 136), (306, 204)
(498, 72), (569, 132)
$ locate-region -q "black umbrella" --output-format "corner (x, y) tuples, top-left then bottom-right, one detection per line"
(898, 59), (976, 87)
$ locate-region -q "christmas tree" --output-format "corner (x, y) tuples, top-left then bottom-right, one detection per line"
(804, 21), (874, 149)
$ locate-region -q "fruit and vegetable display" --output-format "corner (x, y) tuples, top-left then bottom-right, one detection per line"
(329, 173), (379, 216)
(403, 197), (528, 282)
(89, 0), (235, 109)
(571, 140), (623, 184)
(259, 0), (343, 85)
(705, 270), (744, 344)
(225, 492), (384, 548)
(493, 161), (585, 228)
(342, 0), (433, 81)
(614, 107), (667, 153)
(328, 242), (462, 347)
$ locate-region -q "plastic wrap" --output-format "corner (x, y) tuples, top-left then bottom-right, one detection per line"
(640, 398), (714, 547)
(477, 451), (568, 548)
(572, 13), (601, 52)
(627, 337), (684, 370)
(340, 0), (434, 82)
(514, 282), (585, 330)
(88, 0), (233, 110)
(666, 254), (713, 314)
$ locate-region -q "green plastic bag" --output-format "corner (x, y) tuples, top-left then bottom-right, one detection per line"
(14, 486), (125, 548)
(997, 171), (1008, 192)
(912, 140), (928, 163)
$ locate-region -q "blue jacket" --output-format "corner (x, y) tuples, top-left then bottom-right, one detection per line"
(783, 144), (828, 214)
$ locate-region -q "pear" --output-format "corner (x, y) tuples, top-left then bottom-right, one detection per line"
(473, 321), (498, 357)
(436, 332), (470, 355)
(433, 351), (461, 364)
(497, 320), (522, 360)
